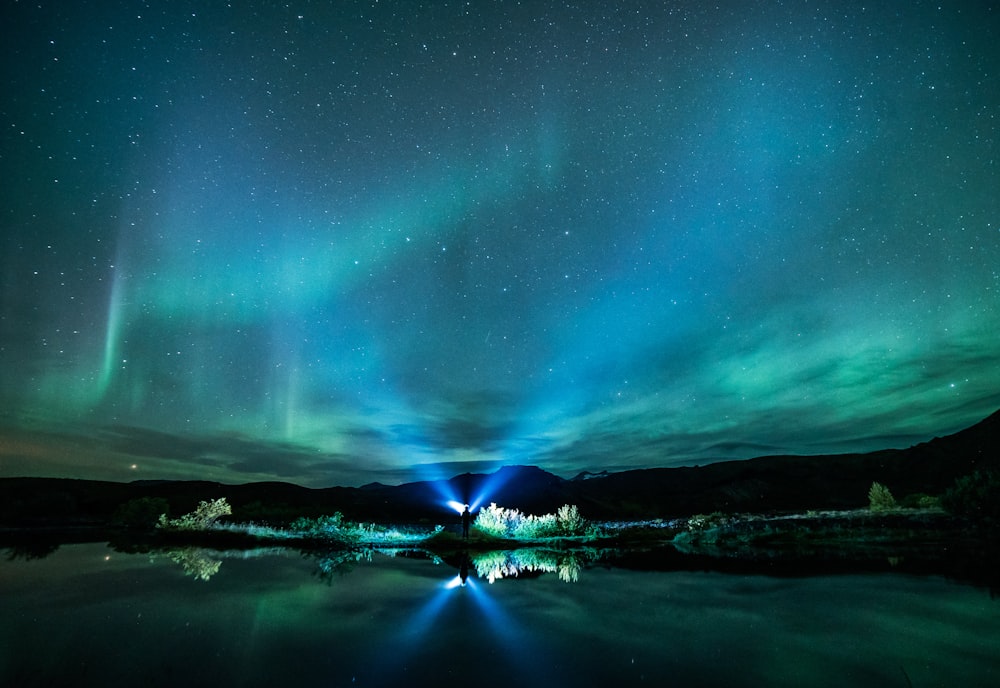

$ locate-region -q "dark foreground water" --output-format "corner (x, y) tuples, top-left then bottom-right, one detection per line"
(2, 543), (998, 687)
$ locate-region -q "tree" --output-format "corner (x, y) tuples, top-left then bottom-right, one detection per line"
(556, 504), (586, 535)
(157, 497), (232, 530)
(941, 470), (1000, 528)
(868, 482), (896, 511)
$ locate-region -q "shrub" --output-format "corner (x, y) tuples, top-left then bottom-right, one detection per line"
(474, 503), (519, 538)
(473, 502), (587, 539)
(687, 512), (729, 531)
(941, 470), (1000, 527)
(291, 512), (347, 535)
(513, 513), (559, 538)
(284, 513), (440, 544)
(113, 497), (170, 529)
(557, 504), (586, 535)
(157, 497), (232, 530)
(868, 482), (896, 511)
(900, 493), (940, 510)
(289, 513), (364, 543)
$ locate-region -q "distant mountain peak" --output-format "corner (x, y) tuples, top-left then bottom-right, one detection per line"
(495, 464), (557, 477)
(572, 470), (610, 481)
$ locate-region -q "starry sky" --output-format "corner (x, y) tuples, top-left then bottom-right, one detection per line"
(2, 1), (999, 488)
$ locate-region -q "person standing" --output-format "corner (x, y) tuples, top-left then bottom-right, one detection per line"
(461, 504), (472, 539)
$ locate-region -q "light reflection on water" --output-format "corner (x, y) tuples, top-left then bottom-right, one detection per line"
(1, 542), (999, 687)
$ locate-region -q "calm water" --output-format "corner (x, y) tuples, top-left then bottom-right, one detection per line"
(1, 543), (998, 687)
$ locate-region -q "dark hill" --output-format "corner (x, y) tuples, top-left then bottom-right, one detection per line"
(367, 465), (567, 521)
(1, 409), (997, 527)
(561, 408), (1000, 518)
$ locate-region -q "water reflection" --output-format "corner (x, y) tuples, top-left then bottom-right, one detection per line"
(470, 547), (600, 583)
(166, 547), (221, 581)
(308, 547), (376, 583)
(152, 542), (603, 588)
(99, 542), (600, 683)
(2, 542), (1000, 687)
(2, 540), (61, 561)
(375, 549), (559, 687)
(305, 545), (601, 587)
(157, 546), (289, 582)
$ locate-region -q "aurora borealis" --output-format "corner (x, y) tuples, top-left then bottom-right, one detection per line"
(2, 1), (998, 487)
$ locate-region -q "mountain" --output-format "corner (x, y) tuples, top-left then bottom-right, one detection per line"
(572, 470), (610, 481)
(373, 409), (999, 520)
(560, 408), (1000, 518)
(1, 409), (997, 527)
(366, 464), (567, 520)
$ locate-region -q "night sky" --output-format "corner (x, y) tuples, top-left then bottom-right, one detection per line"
(2, 1), (998, 487)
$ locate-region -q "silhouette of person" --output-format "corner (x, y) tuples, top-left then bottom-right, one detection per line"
(461, 504), (471, 539)
(459, 552), (470, 585)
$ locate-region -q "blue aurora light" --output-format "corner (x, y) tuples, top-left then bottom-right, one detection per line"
(1, 2), (998, 487)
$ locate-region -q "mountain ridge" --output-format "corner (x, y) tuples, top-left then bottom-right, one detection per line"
(1, 408), (997, 526)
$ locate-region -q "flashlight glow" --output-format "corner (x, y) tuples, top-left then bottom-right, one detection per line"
(446, 500), (467, 514)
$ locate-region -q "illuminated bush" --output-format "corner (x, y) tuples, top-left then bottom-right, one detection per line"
(287, 513), (443, 544)
(157, 498), (232, 530)
(513, 513), (559, 538)
(868, 482), (896, 511)
(687, 512), (729, 531)
(473, 502), (586, 539)
(290, 513), (357, 541)
(557, 504), (585, 535)
(474, 503), (519, 538)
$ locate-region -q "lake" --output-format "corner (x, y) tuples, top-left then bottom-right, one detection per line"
(1, 542), (998, 687)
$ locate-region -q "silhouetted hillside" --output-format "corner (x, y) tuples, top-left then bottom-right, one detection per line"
(562, 408), (1000, 518)
(2, 409), (997, 527)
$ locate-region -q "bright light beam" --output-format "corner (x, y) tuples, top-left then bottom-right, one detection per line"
(401, 578), (456, 641)
(464, 577), (523, 647)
